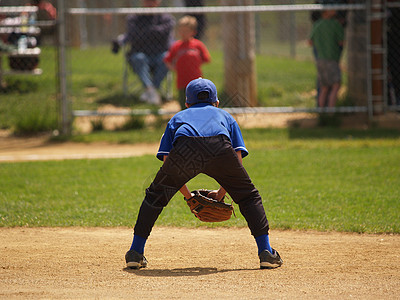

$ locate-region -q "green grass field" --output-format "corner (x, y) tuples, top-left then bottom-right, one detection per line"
(1, 44), (398, 234)
(0, 46), (58, 132)
(1, 127), (399, 233)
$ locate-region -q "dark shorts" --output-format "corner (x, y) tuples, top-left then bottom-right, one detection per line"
(317, 59), (341, 87)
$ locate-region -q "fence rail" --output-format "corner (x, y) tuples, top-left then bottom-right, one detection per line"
(67, 4), (366, 15)
(73, 105), (371, 118)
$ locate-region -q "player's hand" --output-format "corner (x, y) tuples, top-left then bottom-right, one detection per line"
(207, 190), (224, 202)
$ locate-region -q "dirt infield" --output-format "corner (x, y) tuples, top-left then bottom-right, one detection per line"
(1, 111), (400, 299)
(1, 227), (399, 299)
(0, 133), (158, 162)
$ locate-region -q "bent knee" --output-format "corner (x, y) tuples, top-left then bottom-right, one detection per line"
(144, 184), (176, 208)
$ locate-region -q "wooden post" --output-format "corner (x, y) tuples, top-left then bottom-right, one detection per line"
(222, 0), (257, 107)
(68, 0), (82, 48)
(370, 0), (385, 115)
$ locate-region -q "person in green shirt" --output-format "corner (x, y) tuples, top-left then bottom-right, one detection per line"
(309, 9), (344, 108)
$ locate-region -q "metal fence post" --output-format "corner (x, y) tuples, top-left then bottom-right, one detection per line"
(57, 0), (71, 136)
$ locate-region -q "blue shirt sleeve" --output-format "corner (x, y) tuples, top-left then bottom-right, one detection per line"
(156, 123), (174, 161)
(229, 121), (249, 158)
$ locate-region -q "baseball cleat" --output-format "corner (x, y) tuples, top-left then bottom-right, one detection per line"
(125, 249), (148, 269)
(259, 248), (283, 269)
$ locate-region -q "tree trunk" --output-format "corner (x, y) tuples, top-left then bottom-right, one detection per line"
(222, 0), (257, 107)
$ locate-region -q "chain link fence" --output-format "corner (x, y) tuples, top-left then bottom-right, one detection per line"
(63, 1), (370, 117)
(1, 1), (399, 135)
(0, 0), (58, 134)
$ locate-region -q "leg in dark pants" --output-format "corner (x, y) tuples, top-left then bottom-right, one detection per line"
(134, 138), (203, 238)
(203, 140), (269, 237)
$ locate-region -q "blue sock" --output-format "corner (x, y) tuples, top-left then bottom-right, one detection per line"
(255, 234), (273, 255)
(129, 235), (147, 254)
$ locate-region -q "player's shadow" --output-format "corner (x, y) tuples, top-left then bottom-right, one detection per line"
(123, 267), (256, 277)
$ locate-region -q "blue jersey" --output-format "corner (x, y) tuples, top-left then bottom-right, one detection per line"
(157, 103), (248, 161)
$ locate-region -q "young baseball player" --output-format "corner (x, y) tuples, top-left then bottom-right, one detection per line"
(125, 78), (283, 270)
(164, 15), (211, 110)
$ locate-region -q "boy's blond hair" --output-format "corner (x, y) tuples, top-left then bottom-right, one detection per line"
(178, 15), (198, 31)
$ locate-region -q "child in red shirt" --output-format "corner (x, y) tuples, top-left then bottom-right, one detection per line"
(164, 15), (211, 109)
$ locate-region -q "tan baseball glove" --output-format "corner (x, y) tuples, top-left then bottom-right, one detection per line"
(184, 189), (234, 222)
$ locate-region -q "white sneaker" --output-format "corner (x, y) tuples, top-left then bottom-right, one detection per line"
(139, 90), (150, 102)
(146, 87), (161, 105)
